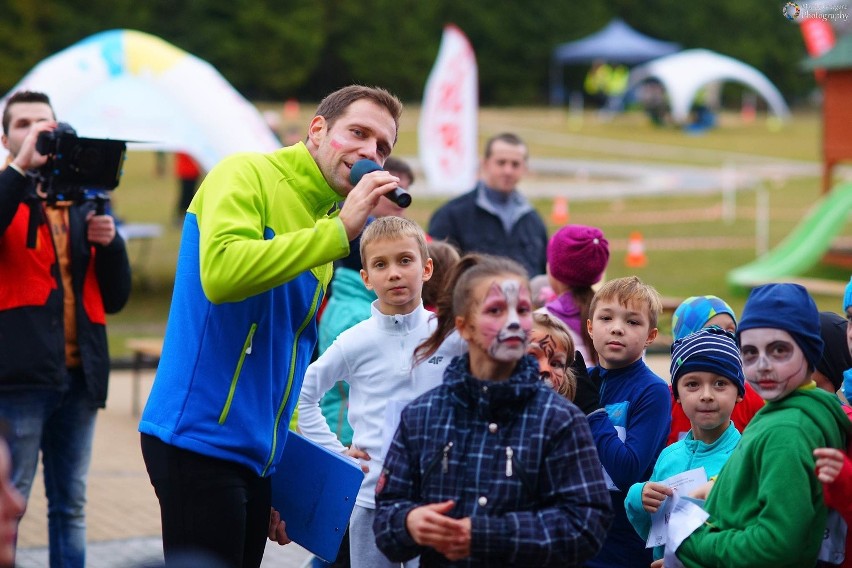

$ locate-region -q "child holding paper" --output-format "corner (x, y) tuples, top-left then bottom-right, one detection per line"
(298, 216), (465, 568)
(673, 283), (852, 568)
(624, 326), (744, 561)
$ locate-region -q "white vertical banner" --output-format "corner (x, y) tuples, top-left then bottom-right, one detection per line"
(418, 24), (478, 195)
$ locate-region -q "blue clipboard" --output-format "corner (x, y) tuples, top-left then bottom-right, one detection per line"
(270, 432), (364, 563)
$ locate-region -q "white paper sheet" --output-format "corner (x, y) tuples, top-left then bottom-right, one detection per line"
(646, 467), (708, 548)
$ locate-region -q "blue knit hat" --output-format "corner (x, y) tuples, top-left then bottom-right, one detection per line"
(736, 283), (824, 370)
(671, 295), (737, 342)
(670, 326), (745, 398)
(844, 276), (852, 313)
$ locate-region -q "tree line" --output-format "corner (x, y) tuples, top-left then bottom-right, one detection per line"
(0, 0), (816, 105)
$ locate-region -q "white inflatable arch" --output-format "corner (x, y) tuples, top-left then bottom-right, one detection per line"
(0, 29), (280, 170)
(626, 48), (791, 124)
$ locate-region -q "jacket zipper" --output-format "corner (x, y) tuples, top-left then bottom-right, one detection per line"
(218, 323), (257, 424)
(442, 442), (454, 473)
(423, 441), (454, 484)
(262, 282), (323, 476)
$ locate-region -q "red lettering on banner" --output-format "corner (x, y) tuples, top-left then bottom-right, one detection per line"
(434, 55), (472, 176)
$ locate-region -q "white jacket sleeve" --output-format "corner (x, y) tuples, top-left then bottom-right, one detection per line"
(297, 343), (350, 455)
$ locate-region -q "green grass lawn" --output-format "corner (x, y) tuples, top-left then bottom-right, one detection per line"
(106, 106), (850, 358)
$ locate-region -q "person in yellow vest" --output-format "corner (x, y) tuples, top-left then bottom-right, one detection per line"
(584, 60), (612, 107)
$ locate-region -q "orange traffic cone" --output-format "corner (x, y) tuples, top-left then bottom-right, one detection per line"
(625, 231), (647, 268)
(551, 196), (570, 225)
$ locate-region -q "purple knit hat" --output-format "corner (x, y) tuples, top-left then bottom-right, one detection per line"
(547, 224), (610, 287)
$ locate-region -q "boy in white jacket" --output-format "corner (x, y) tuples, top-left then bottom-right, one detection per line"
(298, 216), (464, 568)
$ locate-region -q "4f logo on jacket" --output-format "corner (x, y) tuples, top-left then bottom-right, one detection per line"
(427, 356), (444, 365)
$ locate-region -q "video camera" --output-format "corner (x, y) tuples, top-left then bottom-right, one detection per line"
(35, 122), (127, 210)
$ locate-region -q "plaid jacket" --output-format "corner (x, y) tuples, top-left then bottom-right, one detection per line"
(374, 354), (612, 567)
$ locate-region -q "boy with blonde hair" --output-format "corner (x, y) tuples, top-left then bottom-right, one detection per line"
(581, 276), (672, 568)
(298, 216), (465, 568)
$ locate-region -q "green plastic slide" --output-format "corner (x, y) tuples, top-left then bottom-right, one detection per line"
(727, 183), (852, 293)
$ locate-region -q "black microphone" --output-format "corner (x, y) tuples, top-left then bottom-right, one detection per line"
(349, 159), (412, 208)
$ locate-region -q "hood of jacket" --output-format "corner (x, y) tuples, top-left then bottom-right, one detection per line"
(759, 385), (852, 449)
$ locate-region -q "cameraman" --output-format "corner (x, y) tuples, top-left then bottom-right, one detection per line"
(0, 90), (131, 568)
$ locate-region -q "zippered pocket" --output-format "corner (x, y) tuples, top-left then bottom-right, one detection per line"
(422, 441), (454, 485)
(218, 323), (257, 424)
(502, 446), (537, 501)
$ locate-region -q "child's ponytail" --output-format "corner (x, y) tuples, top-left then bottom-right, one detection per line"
(414, 254), (480, 364)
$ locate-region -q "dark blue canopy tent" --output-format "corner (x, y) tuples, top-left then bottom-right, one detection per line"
(550, 19), (680, 105)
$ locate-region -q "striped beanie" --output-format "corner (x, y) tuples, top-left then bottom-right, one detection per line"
(671, 295), (737, 342)
(670, 326), (745, 398)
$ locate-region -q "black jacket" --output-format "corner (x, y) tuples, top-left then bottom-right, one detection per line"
(428, 185), (548, 277)
(0, 166), (131, 407)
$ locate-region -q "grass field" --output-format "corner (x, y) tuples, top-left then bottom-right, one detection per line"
(106, 106), (851, 357)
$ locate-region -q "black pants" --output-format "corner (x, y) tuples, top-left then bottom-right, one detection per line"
(140, 434), (270, 568)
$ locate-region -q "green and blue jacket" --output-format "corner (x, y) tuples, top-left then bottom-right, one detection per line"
(139, 142), (349, 477)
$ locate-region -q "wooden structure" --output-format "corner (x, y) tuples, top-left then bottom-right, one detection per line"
(803, 34), (852, 193)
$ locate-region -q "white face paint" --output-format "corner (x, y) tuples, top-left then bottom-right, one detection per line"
(491, 280), (526, 360)
(740, 328), (809, 402)
(466, 278), (533, 363)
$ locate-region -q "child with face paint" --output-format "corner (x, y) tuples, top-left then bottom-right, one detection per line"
(580, 276), (672, 568)
(673, 283), (852, 568)
(528, 311), (577, 400)
(374, 254), (612, 567)
(298, 216), (466, 568)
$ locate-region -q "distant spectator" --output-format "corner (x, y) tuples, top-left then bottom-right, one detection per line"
(428, 133), (548, 278)
(174, 152), (201, 223)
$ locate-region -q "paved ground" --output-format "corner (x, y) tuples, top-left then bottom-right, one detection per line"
(14, 369), (313, 568)
(15, 356), (672, 567)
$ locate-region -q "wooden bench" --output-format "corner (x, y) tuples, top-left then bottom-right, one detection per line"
(125, 338), (163, 417)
